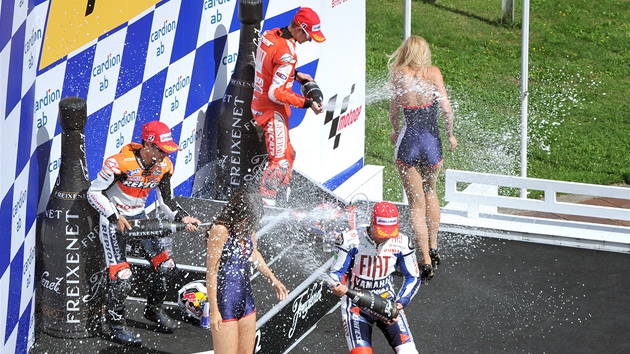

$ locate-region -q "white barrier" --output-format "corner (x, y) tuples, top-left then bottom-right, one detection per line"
(441, 169), (630, 253)
(445, 169), (630, 220)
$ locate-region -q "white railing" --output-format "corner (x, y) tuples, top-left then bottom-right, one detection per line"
(445, 169), (630, 221)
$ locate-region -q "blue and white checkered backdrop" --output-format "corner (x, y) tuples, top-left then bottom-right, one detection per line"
(0, 0), (365, 352)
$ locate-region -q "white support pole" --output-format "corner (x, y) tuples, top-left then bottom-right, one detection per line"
(501, 0), (515, 23)
(404, 0), (411, 39)
(520, 0), (530, 198)
(402, 0), (412, 204)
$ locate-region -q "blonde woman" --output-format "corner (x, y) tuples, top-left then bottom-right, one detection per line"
(388, 36), (457, 282)
(206, 189), (288, 353)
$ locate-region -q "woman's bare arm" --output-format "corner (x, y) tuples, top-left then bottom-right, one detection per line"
(206, 225), (228, 331)
(431, 66), (458, 151)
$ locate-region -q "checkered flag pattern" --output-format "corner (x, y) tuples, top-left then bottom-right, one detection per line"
(1, 1), (325, 352)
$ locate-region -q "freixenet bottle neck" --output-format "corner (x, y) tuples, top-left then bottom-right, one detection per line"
(56, 130), (90, 192)
(230, 0), (262, 83)
(55, 97), (90, 193)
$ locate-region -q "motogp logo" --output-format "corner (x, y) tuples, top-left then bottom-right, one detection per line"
(323, 84), (362, 149)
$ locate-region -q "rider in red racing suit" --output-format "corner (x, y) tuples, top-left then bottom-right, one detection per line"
(251, 7), (325, 206)
(87, 121), (200, 346)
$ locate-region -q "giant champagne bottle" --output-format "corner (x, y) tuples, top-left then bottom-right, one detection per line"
(37, 97), (104, 338)
(215, 0), (266, 200)
(345, 288), (399, 322)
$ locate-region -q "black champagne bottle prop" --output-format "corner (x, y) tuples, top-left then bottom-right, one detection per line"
(215, 0), (266, 200)
(345, 288), (399, 322)
(37, 96), (104, 338)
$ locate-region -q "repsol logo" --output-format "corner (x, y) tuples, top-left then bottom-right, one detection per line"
(24, 27), (43, 54)
(203, 0), (230, 9)
(164, 75), (191, 98)
(12, 189), (27, 218)
(35, 88), (61, 111)
(121, 180), (159, 189)
(336, 105), (362, 133)
(109, 110), (137, 135)
(150, 19), (176, 42)
(92, 53), (121, 77)
(179, 128), (203, 150)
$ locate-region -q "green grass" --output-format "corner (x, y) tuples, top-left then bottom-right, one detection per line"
(364, 0), (630, 202)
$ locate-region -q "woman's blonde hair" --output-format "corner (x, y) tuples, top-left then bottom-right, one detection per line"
(387, 35), (432, 73)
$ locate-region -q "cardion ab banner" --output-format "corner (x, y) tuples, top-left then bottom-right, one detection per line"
(0, 0), (365, 352)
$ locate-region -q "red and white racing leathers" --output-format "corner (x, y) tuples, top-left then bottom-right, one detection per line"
(88, 142), (187, 270)
(88, 142), (182, 222)
(329, 226), (421, 354)
(87, 142), (187, 313)
(252, 27), (309, 202)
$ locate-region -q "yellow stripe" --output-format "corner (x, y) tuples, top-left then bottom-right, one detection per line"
(40, 0), (160, 69)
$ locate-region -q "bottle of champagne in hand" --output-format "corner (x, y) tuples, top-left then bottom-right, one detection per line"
(344, 288), (399, 322)
(126, 218), (187, 238)
(300, 81), (324, 105)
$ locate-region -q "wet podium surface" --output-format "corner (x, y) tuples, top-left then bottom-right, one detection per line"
(31, 196), (630, 353)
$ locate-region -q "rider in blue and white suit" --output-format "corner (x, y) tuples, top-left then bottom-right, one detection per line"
(329, 201), (421, 354)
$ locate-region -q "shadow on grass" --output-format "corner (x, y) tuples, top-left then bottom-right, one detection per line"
(419, 0), (520, 28)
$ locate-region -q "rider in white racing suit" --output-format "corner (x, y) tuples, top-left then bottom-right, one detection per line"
(329, 202), (421, 354)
